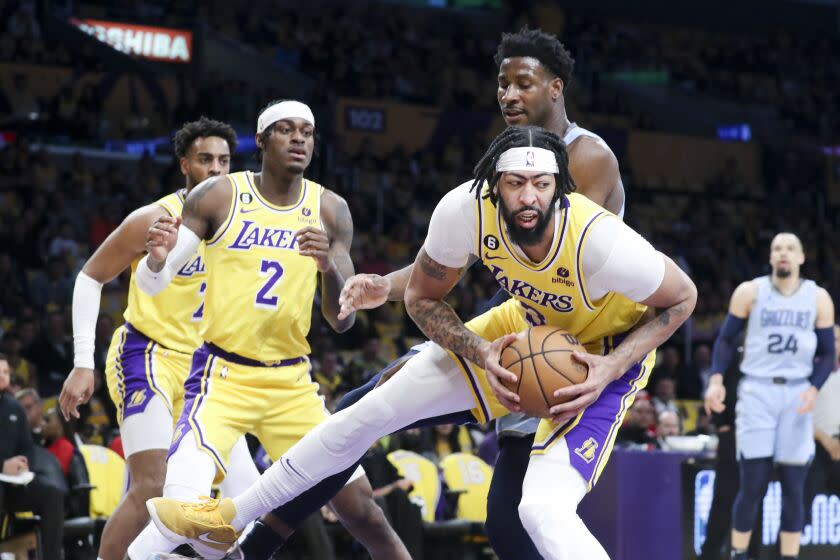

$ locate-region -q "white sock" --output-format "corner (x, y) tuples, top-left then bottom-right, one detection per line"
(519, 442), (609, 560)
(232, 344), (475, 530)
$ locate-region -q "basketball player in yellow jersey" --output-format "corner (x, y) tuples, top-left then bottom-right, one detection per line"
(57, 117), (264, 560)
(145, 125), (697, 560)
(128, 100), (409, 560)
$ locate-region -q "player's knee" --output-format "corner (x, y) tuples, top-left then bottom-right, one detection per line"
(130, 473), (165, 502)
(779, 464), (808, 531)
(319, 399), (396, 455)
(519, 497), (572, 537)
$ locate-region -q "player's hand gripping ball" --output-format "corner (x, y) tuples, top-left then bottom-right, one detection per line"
(499, 326), (589, 418)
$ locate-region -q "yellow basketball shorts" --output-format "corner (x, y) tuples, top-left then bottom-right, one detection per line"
(170, 342), (328, 480)
(105, 323), (190, 426)
(447, 299), (655, 489)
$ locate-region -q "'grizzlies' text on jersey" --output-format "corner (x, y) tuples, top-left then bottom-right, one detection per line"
(741, 276), (817, 379)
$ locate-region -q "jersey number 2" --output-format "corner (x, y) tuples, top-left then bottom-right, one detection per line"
(255, 260), (285, 309)
(768, 333), (798, 354)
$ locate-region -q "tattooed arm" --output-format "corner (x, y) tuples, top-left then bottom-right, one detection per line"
(549, 253), (697, 423)
(305, 190), (355, 333)
(404, 249), (486, 363)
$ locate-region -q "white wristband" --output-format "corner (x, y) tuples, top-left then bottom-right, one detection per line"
(135, 226), (201, 295)
(72, 271), (103, 369)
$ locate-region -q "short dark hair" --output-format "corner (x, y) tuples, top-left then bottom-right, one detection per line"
(173, 116), (238, 159)
(470, 126), (576, 206)
(494, 27), (575, 92)
(0, 352), (8, 363)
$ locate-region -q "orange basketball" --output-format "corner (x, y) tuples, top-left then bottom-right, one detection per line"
(499, 326), (589, 418)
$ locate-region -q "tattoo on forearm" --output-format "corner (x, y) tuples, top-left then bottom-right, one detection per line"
(418, 252), (447, 281)
(610, 302), (690, 371)
(408, 297), (485, 365)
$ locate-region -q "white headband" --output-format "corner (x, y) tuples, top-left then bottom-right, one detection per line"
(256, 101), (315, 134)
(496, 147), (559, 174)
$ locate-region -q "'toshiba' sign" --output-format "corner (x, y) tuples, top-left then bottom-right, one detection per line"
(70, 18), (193, 63)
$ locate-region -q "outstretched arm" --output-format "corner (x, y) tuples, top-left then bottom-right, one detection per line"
(303, 190), (356, 333)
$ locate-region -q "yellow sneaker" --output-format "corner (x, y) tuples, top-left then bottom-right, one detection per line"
(146, 496), (241, 556)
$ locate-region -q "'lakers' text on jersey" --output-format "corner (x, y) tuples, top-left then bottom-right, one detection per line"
(475, 187), (646, 355)
(124, 190), (206, 353)
(201, 171), (323, 361)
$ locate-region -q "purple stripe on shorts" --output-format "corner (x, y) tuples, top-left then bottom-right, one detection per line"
(169, 346), (226, 472)
(118, 325), (158, 421)
(532, 359), (646, 487)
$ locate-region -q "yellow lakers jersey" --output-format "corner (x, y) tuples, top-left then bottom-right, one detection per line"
(477, 189), (647, 353)
(124, 190), (206, 354)
(201, 171), (322, 361)
(387, 450), (441, 522)
(439, 453), (493, 521)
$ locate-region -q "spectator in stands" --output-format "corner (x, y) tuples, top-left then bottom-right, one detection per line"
(617, 394), (657, 447)
(432, 424), (474, 461)
(656, 410), (681, 439)
(0, 352), (64, 560)
(29, 308), (72, 397)
(652, 376), (679, 416)
(15, 387), (43, 436)
(2, 331), (37, 390)
(42, 406), (75, 477)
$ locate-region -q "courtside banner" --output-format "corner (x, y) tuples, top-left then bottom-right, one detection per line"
(69, 18), (193, 63)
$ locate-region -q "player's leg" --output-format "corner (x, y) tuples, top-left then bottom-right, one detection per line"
(218, 435), (261, 539)
(329, 473), (409, 559)
(519, 350), (657, 559)
(243, 347), (476, 560)
(730, 379), (778, 557)
(251, 361), (410, 560)
(775, 382), (816, 559)
(485, 433), (542, 560)
(129, 347), (255, 559)
(519, 438), (608, 560)
(228, 343), (477, 530)
(98, 326), (183, 560)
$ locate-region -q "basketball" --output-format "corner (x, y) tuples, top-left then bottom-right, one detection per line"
(499, 326), (589, 418)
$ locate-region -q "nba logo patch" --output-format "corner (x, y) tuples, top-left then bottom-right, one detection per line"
(574, 437), (598, 464)
(302, 207), (311, 217)
(128, 389), (147, 408)
(240, 192), (253, 204)
(525, 150), (535, 167)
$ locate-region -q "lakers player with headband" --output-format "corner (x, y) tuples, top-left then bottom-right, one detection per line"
(145, 125), (696, 560)
(129, 100), (409, 560)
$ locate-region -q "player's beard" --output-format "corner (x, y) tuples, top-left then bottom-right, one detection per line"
(774, 267), (792, 279)
(499, 197), (553, 247)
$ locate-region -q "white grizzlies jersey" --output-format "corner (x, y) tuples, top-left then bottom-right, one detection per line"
(741, 276), (817, 379)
